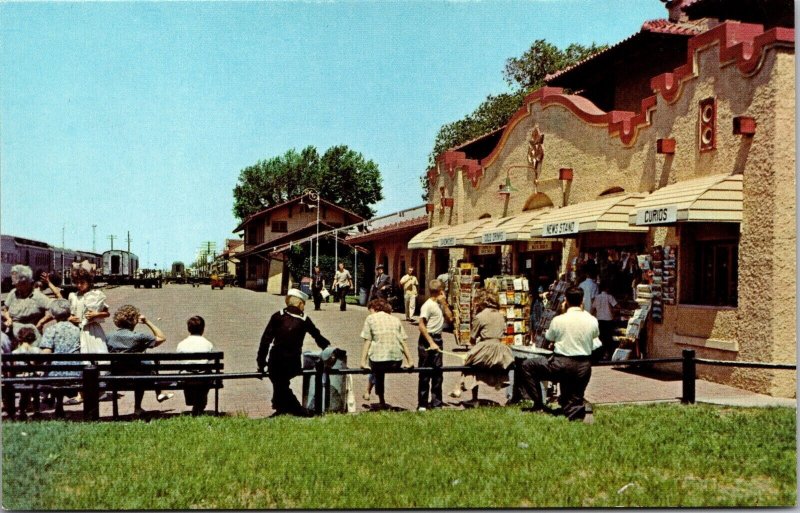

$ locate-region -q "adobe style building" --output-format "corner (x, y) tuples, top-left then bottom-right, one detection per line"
(412, 0), (795, 396)
(346, 206), (429, 310)
(233, 195), (363, 294)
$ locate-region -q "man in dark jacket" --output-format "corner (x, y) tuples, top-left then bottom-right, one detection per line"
(369, 265), (391, 302)
(257, 288), (331, 417)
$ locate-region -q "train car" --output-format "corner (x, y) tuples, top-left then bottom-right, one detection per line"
(1, 235), (56, 292)
(76, 251), (103, 272)
(102, 250), (139, 285)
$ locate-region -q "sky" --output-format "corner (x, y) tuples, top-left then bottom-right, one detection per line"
(1, 0), (665, 268)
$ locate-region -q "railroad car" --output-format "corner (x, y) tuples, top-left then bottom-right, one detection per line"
(102, 250), (139, 284)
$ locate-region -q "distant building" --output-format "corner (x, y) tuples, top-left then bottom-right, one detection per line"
(346, 206), (429, 302)
(233, 195), (363, 293)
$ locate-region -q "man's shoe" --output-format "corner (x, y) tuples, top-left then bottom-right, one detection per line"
(417, 406), (427, 412)
(157, 393), (174, 403)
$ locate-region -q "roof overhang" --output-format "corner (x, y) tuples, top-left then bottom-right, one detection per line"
(471, 209), (552, 245)
(629, 174), (743, 226)
(536, 193), (650, 237)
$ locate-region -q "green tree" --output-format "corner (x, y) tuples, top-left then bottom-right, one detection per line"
(423, 40), (607, 200)
(233, 145), (383, 221)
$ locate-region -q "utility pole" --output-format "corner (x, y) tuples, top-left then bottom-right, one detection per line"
(146, 240), (150, 269)
(107, 235), (117, 251)
(126, 231), (132, 254)
(92, 225), (97, 252)
(62, 224), (65, 249)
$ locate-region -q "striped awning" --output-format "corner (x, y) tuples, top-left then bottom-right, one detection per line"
(409, 218), (494, 249)
(535, 193), (649, 237)
(629, 174), (743, 225)
(408, 224), (448, 249)
(471, 209), (552, 245)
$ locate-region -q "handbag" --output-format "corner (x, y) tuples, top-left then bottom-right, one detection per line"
(320, 288), (330, 300)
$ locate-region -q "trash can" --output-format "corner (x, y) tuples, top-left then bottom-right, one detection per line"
(302, 348), (350, 413)
(300, 277), (312, 297)
(358, 287), (368, 306)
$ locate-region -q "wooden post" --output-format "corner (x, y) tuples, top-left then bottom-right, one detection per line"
(82, 365), (100, 421)
(681, 349), (696, 404)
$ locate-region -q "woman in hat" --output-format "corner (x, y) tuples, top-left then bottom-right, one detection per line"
(256, 288), (331, 417)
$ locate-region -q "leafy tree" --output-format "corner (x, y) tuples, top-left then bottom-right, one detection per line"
(423, 40), (607, 200)
(233, 145), (383, 221)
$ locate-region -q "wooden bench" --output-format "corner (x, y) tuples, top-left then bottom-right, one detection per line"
(2, 352), (224, 420)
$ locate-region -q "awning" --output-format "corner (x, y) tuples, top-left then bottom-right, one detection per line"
(629, 173), (743, 225)
(408, 224), (448, 249)
(472, 209), (552, 245)
(535, 193), (649, 237)
(408, 218), (494, 248)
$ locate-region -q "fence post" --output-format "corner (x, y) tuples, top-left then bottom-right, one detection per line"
(314, 360), (324, 415)
(82, 365), (100, 420)
(681, 349), (696, 404)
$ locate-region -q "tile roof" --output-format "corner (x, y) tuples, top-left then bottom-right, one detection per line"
(545, 19), (703, 83)
(345, 216), (429, 244)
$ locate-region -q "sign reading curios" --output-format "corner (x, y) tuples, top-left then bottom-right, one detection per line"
(635, 206), (678, 225)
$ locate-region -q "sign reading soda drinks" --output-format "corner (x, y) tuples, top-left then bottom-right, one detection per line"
(438, 237), (456, 247)
(481, 231), (507, 244)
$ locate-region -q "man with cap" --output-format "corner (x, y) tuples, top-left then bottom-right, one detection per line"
(368, 265), (391, 302)
(257, 288), (331, 417)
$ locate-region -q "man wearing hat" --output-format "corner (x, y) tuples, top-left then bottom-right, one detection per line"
(257, 288), (331, 417)
(368, 265), (391, 302)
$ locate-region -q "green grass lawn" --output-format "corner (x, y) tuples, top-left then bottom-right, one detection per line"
(3, 404), (795, 509)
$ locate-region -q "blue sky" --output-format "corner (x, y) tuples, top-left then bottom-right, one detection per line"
(1, 0), (665, 268)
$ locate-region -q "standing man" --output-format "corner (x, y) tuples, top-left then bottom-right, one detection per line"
(257, 289), (331, 417)
(515, 287), (598, 421)
(399, 266), (419, 322)
(333, 262), (353, 312)
(311, 265), (325, 311)
(417, 279), (453, 411)
(369, 265), (391, 302)
(578, 269), (599, 313)
(591, 284), (619, 360)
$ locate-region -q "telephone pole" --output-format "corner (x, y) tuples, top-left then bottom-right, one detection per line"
(92, 225), (97, 252)
(107, 234), (117, 251)
(126, 231), (132, 254)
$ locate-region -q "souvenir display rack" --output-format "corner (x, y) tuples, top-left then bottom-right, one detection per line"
(484, 275), (531, 346)
(531, 278), (569, 348)
(451, 263), (481, 347)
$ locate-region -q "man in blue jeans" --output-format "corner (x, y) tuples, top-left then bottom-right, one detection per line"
(417, 279), (453, 411)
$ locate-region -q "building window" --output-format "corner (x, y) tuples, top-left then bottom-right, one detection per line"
(247, 226), (258, 245)
(681, 223), (739, 307)
(271, 221), (288, 233)
(691, 240), (738, 307)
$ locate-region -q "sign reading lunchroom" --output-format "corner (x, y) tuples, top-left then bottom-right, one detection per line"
(635, 205), (678, 225)
(542, 221), (579, 237)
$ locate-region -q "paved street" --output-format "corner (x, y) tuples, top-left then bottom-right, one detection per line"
(51, 285), (796, 419)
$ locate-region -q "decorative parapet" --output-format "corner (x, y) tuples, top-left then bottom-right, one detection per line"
(651, 22), (795, 103)
(433, 21), (794, 189)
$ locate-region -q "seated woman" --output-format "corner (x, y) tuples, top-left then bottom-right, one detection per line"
(359, 298), (413, 409)
(106, 305), (170, 417)
(39, 299), (83, 409)
(449, 292), (513, 405)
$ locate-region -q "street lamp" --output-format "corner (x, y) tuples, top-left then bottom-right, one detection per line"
(299, 188), (320, 267)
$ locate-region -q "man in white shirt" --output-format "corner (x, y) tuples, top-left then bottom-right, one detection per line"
(417, 279), (453, 410)
(399, 267), (419, 322)
(515, 287), (598, 421)
(176, 316), (215, 415)
(591, 284), (619, 360)
(578, 270), (599, 313)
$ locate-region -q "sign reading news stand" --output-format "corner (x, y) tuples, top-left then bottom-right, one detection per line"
(542, 221), (579, 237)
(635, 205), (678, 225)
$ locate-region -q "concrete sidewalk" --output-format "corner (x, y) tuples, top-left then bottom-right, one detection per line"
(26, 285), (794, 420)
